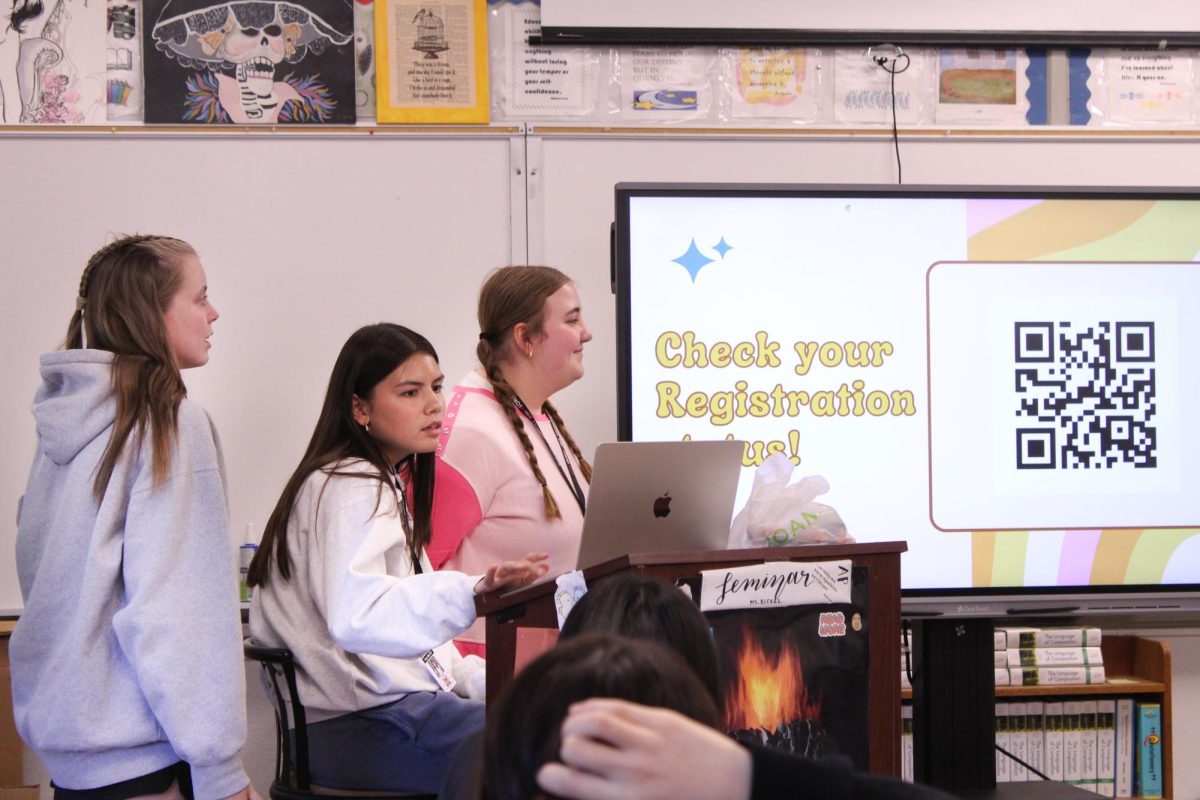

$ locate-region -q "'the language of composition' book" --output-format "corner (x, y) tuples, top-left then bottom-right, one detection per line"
(1115, 698), (1134, 798)
(1080, 700), (1099, 794)
(1009, 702), (1029, 781)
(1004, 646), (1104, 667)
(1096, 699), (1116, 797)
(1009, 665), (1106, 686)
(1063, 701), (1084, 789)
(1000, 627), (1102, 649)
(1026, 700), (1046, 780)
(995, 703), (1011, 783)
(1045, 701), (1066, 781)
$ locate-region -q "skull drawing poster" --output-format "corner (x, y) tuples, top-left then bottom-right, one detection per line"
(142, 0), (355, 123)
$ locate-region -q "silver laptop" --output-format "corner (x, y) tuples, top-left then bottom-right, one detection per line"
(575, 440), (744, 570)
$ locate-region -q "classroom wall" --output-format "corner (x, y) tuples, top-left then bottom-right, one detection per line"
(3, 130), (1200, 797)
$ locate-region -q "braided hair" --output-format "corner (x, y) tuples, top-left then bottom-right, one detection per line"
(67, 235), (197, 499)
(476, 266), (592, 521)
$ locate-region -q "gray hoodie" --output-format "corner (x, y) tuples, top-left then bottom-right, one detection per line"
(11, 350), (249, 799)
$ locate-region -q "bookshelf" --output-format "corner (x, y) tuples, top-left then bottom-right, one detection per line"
(902, 635), (1172, 798)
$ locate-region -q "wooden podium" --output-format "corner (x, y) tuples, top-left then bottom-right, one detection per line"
(476, 540), (907, 776)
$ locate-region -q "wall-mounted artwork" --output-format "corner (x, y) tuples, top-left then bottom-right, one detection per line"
(107, 0), (143, 121)
(0, 0), (106, 123)
(142, 0), (355, 123)
(352, 0), (373, 118)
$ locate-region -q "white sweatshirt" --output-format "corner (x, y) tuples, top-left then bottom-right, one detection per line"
(249, 461), (486, 722)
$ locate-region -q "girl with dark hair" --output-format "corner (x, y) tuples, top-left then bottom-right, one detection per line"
(483, 634), (721, 800)
(11, 235), (255, 800)
(248, 323), (548, 794)
(428, 266), (593, 657)
(558, 573), (723, 711)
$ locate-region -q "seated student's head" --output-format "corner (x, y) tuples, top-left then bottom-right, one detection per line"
(482, 633), (719, 800)
(558, 573), (722, 709)
(250, 323), (443, 586)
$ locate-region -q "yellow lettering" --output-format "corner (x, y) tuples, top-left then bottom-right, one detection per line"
(818, 341), (843, 368)
(793, 341), (819, 375)
(870, 341), (895, 366)
(891, 389), (917, 416)
(655, 331), (682, 368)
(755, 331), (782, 367)
(655, 381), (684, 418)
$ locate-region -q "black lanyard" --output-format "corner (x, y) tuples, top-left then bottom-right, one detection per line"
(512, 396), (587, 516)
(392, 470), (422, 574)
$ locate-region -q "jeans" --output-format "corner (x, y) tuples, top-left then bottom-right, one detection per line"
(302, 691), (484, 794)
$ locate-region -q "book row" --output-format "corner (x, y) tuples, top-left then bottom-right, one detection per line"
(899, 700), (1163, 798)
(901, 664), (1106, 689)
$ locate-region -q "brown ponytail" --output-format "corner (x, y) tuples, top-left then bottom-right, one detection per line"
(68, 234), (195, 499)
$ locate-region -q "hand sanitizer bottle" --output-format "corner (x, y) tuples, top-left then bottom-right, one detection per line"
(239, 523), (258, 602)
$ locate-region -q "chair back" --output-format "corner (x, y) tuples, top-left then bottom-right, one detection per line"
(244, 640), (314, 792)
(244, 639), (436, 800)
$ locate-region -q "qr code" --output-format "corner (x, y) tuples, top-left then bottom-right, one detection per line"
(1013, 321), (1157, 470)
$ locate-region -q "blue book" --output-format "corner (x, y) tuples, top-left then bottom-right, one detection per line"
(1135, 702), (1163, 799)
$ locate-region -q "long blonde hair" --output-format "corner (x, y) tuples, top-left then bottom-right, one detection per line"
(66, 234), (195, 498)
(476, 266), (592, 520)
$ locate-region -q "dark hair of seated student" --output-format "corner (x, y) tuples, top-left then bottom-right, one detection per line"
(558, 572), (723, 711)
(481, 633), (720, 800)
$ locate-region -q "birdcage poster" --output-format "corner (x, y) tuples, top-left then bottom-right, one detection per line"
(374, 0), (488, 122)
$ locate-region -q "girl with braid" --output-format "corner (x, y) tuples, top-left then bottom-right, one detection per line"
(11, 235), (258, 800)
(429, 266), (594, 657)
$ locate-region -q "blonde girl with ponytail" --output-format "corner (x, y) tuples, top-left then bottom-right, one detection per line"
(11, 235), (258, 800)
(428, 266), (594, 657)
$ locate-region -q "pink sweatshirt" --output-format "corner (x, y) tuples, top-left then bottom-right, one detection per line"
(430, 370), (589, 653)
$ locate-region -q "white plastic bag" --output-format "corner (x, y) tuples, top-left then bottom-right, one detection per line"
(727, 453), (851, 548)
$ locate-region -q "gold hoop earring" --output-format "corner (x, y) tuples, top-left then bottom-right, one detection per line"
(527, 349), (534, 360)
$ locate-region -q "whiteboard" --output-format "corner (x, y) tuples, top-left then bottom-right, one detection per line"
(0, 133), (514, 611)
(6, 130), (1200, 611)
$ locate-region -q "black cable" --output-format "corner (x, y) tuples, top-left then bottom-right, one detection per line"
(871, 48), (911, 184)
(994, 743), (1052, 782)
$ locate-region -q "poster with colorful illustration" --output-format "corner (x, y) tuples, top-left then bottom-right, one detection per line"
(614, 45), (713, 122)
(0, 0), (106, 123)
(935, 48), (1030, 126)
(705, 566), (869, 767)
(729, 47), (819, 121)
(106, 0), (143, 121)
(142, 0), (355, 123)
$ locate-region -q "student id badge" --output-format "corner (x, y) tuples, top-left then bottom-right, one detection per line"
(421, 649), (456, 692)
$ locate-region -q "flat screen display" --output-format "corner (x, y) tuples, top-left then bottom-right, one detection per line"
(614, 184), (1200, 609)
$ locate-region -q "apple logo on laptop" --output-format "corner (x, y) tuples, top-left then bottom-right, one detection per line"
(653, 492), (672, 518)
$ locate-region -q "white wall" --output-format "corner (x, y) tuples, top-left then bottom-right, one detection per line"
(4, 130), (1200, 797)
(0, 133), (515, 611)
